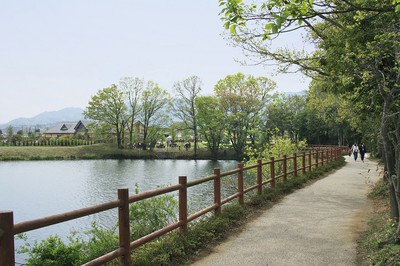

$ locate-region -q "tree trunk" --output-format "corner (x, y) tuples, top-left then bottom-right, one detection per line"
(394, 113), (400, 234)
(142, 127), (147, 150)
(116, 127), (123, 149)
(380, 95), (399, 221)
(193, 126), (198, 158)
(129, 120), (134, 144)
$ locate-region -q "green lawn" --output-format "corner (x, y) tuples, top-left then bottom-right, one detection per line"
(0, 144), (238, 161)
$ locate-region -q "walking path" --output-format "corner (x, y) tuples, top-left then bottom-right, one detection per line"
(190, 155), (382, 266)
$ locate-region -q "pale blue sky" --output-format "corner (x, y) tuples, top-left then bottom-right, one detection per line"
(0, 1), (311, 124)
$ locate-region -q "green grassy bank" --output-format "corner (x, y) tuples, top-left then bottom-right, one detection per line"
(0, 144), (239, 161)
(359, 180), (400, 265)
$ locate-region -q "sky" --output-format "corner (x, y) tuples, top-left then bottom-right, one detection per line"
(0, 1), (311, 124)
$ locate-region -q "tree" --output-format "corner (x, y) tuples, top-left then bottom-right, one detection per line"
(119, 77), (143, 144)
(172, 76), (202, 158)
(219, 0), (400, 234)
(84, 85), (127, 148)
(263, 93), (306, 144)
(214, 73), (275, 156)
(140, 81), (170, 150)
(146, 125), (165, 150)
(219, 0), (396, 78)
(196, 96), (226, 159)
(6, 125), (13, 145)
(305, 82), (357, 146)
(12, 130), (23, 146)
(300, 1), (400, 228)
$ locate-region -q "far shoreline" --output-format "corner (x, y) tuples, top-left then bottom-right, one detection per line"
(0, 144), (241, 161)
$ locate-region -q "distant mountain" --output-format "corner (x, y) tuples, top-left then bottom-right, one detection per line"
(0, 107), (85, 131)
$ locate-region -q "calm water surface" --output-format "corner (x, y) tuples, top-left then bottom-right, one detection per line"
(0, 159), (237, 260)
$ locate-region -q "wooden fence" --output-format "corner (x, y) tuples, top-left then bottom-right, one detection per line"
(0, 146), (347, 265)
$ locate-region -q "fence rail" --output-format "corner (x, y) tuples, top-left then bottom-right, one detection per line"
(0, 146), (347, 265)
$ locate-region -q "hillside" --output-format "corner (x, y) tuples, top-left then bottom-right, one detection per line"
(0, 107), (85, 131)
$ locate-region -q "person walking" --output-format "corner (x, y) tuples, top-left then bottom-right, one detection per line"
(359, 143), (366, 162)
(351, 143), (359, 161)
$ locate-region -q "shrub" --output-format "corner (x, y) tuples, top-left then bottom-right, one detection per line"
(130, 184), (178, 240)
(18, 223), (118, 265)
(19, 235), (82, 266)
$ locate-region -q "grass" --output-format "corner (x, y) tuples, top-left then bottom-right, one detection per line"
(0, 144), (240, 161)
(359, 180), (400, 266)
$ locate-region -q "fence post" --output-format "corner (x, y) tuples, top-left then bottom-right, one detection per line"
(328, 148), (332, 162)
(213, 169), (221, 215)
(325, 149), (328, 163)
(270, 157), (275, 188)
(327, 148), (330, 162)
(321, 150), (324, 166)
(257, 159), (262, 194)
(237, 163), (244, 205)
(118, 189), (131, 266)
(293, 153), (298, 177)
(283, 155), (287, 182)
(0, 211), (15, 266)
(308, 151), (312, 172)
(316, 149), (319, 168)
(179, 176), (188, 234)
(302, 152), (306, 175)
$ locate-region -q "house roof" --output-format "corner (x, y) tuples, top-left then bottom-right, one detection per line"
(45, 120), (87, 134)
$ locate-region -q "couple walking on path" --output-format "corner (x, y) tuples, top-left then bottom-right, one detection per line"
(351, 143), (367, 162)
(190, 155), (381, 266)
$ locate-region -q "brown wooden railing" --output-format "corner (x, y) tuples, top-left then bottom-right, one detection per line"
(0, 146), (346, 265)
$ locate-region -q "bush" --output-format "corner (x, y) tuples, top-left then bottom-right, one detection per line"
(130, 184), (178, 240)
(19, 235), (82, 266)
(19, 184), (178, 265)
(18, 223), (118, 265)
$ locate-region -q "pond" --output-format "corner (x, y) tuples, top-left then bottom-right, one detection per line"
(0, 159), (238, 262)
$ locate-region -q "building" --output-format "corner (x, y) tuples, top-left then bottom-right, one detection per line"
(44, 120), (88, 139)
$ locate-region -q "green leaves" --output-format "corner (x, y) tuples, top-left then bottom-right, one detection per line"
(195, 95), (226, 157)
(219, 0), (246, 35)
(18, 223), (119, 265)
(130, 184), (178, 240)
(393, 0), (400, 12)
(214, 73), (275, 155)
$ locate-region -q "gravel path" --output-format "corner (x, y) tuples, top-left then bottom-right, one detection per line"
(190, 155), (382, 266)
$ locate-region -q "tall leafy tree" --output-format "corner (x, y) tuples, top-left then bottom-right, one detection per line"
(6, 125), (14, 145)
(306, 82), (354, 145)
(263, 93), (306, 144)
(196, 96), (226, 158)
(172, 76), (202, 157)
(314, 3), (400, 224)
(214, 73), (275, 156)
(84, 85), (127, 148)
(140, 81), (170, 150)
(119, 77), (143, 144)
(219, 0), (400, 232)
